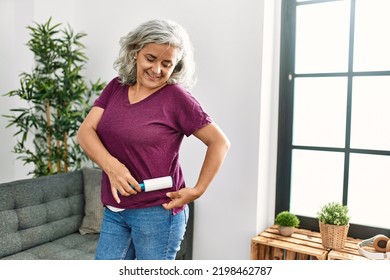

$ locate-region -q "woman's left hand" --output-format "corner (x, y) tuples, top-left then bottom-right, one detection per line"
(162, 188), (202, 210)
(162, 122), (230, 210)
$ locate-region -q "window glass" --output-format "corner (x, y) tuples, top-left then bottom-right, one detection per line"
(295, 1), (350, 73)
(350, 76), (390, 150)
(348, 153), (390, 227)
(290, 149), (345, 217)
(293, 77), (348, 148)
(354, 0), (390, 71)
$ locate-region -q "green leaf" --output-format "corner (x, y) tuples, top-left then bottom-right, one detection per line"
(3, 17), (106, 177)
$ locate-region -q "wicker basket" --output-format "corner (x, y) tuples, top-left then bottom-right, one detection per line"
(319, 222), (349, 249)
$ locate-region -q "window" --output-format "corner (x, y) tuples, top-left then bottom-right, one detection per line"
(276, 0), (390, 239)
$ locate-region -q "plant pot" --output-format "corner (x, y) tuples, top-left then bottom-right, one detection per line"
(278, 226), (295, 237)
(319, 222), (349, 249)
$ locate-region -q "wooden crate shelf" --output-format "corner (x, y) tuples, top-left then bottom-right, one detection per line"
(251, 226), (329, 260)
(327, 236), (369, 260)
(252, 226), (372, 260)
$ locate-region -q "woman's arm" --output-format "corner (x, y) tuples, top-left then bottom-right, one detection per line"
(77, 107), (141, 204)
(162, 122), (231, 210)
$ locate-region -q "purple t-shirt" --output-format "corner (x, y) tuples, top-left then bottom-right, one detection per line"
(94, 77), (212, 214)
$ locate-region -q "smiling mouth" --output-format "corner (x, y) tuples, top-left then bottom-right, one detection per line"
(146, 71), (161, 80)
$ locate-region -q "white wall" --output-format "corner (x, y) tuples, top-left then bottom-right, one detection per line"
(0, 0), (37, 181)
(0, 0), (281, 259)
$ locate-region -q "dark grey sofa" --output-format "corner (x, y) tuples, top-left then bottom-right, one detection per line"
(0, 168), (193, 260)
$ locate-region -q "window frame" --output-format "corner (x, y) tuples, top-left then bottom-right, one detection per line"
(275, 0), (390, 239)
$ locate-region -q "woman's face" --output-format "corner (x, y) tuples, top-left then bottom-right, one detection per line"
(135, 43), (179, 91)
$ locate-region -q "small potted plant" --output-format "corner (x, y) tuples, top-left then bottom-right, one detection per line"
(317, 201), (350, 249)
(275, 211), (300, 236)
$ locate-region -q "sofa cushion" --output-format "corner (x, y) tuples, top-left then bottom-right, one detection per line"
(1, 233), (99, 260)
(0, 171), (84, 258)
(79, 167), (104, 235)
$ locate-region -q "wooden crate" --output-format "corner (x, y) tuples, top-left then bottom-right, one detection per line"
(327, 236), (370, 260)
(251, 226), (329, 260)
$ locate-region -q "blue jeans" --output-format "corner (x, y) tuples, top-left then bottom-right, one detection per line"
(95, 205), (189, 260)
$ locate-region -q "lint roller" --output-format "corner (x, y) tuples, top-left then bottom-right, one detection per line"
(132, 176), (173, 192)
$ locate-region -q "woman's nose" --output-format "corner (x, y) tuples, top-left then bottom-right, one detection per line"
(151, 63), (162, 74)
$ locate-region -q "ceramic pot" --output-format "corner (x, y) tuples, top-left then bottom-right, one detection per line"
(279, 226), (295, 237)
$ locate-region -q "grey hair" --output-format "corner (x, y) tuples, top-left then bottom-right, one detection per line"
(114, 19), (196, 90)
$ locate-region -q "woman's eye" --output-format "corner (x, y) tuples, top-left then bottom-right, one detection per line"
(144, 55), (172, 68)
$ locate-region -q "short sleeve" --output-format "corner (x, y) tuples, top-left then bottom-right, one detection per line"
(172, 87), (213, 137)
(93, 77), (121, 109)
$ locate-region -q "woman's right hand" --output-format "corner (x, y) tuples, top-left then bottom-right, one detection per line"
(105, 157), (142, 204)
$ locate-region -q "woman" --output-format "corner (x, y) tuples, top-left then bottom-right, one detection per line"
(77, 19), (230, 260)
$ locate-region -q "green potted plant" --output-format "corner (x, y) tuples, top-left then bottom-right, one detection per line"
(275, 211), (300, 236)
(317, 201), (350, 249)
(3, 17), (105, 177)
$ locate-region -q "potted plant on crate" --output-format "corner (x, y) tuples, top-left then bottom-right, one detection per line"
(317, 201), (350, 249)
(275, 211), (300, 236)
